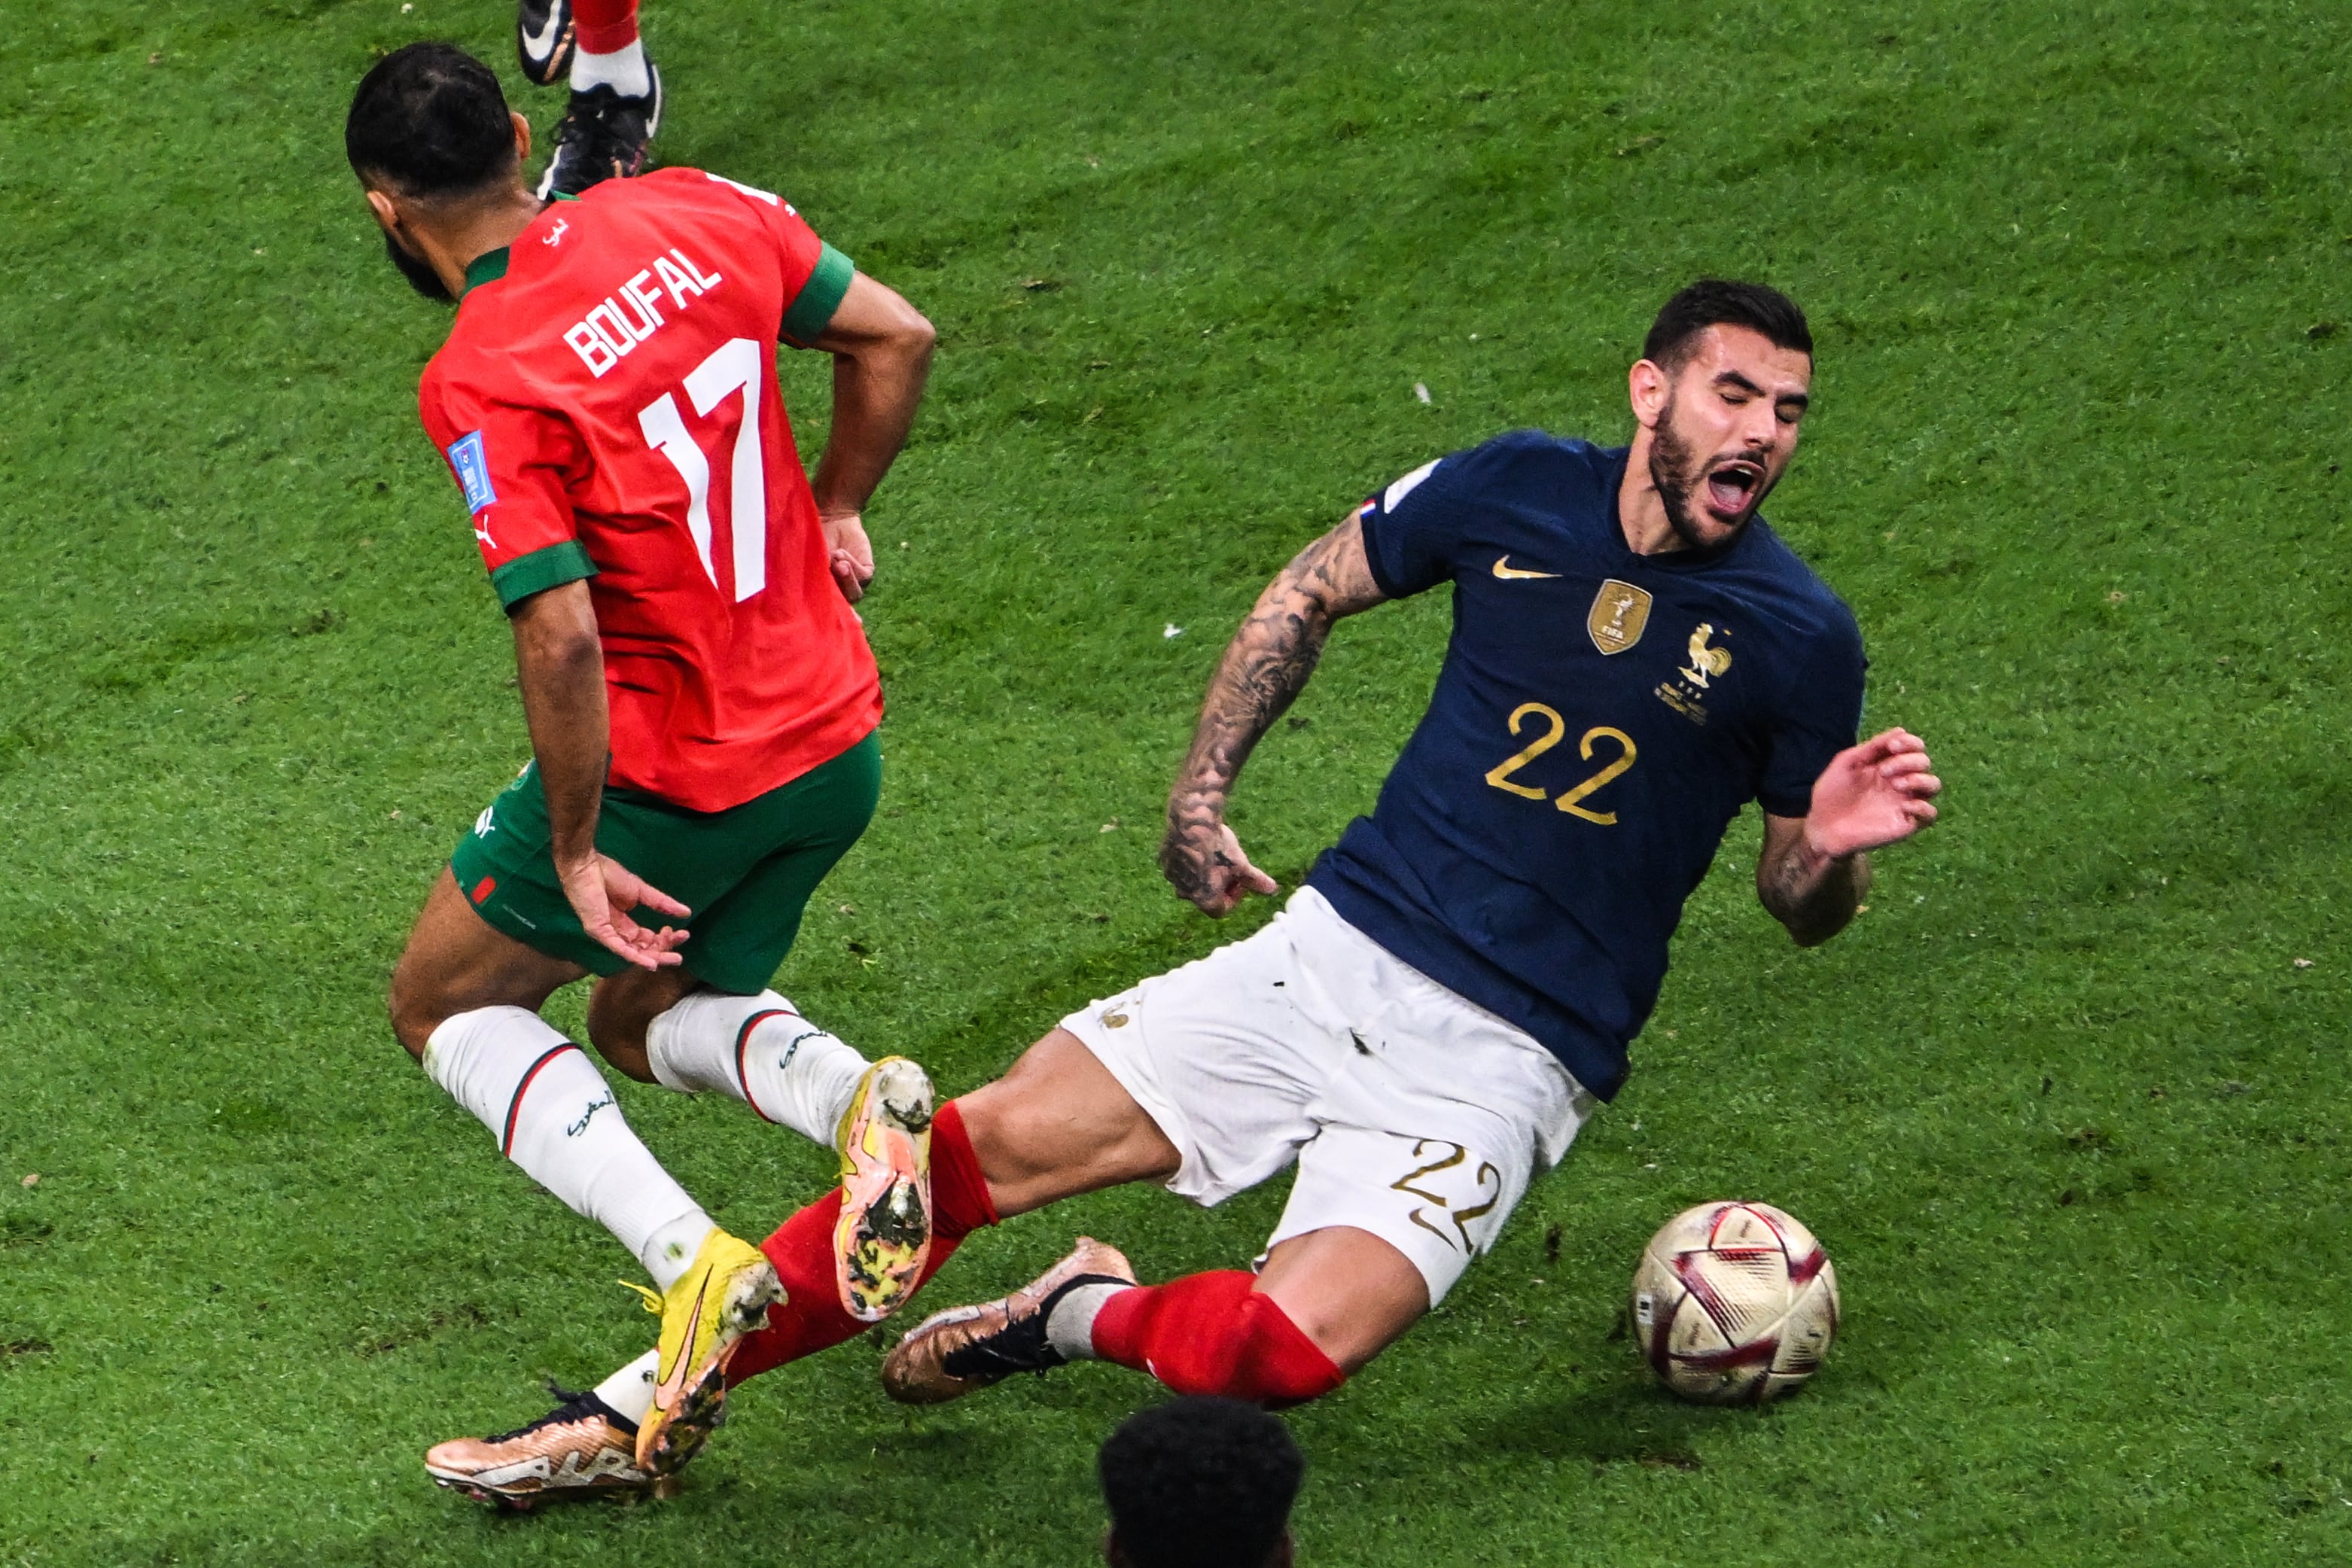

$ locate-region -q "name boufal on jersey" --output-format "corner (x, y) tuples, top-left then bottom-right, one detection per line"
(418, 168), (881, 813)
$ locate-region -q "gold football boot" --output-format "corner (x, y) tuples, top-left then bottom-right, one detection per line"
(425, 1389), (647, 1509)
(881, 1237), (1135, 1405)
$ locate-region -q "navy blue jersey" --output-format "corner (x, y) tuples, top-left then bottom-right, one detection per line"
(1303, 431), (1866, 1100)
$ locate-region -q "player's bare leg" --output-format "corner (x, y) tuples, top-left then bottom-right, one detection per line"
(386, 873), (774, 1302)
(389, 868), (588, 1056)
(955, 1028), (1182, 1215)
(1251, 1225), (1427, 1374)
(388, 873), (711, 1289)
(580, 962), (696, 1081)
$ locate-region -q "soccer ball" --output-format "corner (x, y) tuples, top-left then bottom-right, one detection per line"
(1629, 1200), (1839, 1405)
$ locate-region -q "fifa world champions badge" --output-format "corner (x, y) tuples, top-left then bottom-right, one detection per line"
(1586, 579), (1652, 656)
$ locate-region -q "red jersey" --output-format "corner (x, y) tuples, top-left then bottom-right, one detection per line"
(418, 167), (882, 812)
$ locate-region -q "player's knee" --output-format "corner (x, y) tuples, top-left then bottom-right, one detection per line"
(1266, 1286), (1417, 1378)
(580, 974), (674, 1084)
(385, 946), (468, 1063)
(1176, 1294), (1348, 1408)
(1235, 1294), (1350, 1405)
(581, 1018), (660, 1084)
(385, 969), (440, 1062)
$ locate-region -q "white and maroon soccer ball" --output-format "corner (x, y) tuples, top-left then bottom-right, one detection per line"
(1629, 1201), (1839, 1405)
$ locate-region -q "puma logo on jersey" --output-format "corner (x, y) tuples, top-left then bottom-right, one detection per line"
(562, 248), (726, 378)
(1491, 556), (1561, 580)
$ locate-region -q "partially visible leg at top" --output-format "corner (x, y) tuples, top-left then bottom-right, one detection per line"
(568, 0), (648, 94)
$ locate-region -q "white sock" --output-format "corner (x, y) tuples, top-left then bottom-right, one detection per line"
(593, 1349), (660, 1428)
(1045, 1282), (1129, 1362)
(423, 1006), (712, 1289)
(571, 39), (651, 98)
(645, 989), (870, 1147)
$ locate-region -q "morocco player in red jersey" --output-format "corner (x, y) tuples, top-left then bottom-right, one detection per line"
(349, 44), (942, 1500)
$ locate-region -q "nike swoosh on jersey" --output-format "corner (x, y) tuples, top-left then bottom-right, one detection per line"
(521, 10), (565, 65)
(1491, 556), (1561, 580)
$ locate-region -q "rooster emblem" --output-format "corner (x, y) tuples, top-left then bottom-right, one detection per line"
(1681, 623), (1732, 687)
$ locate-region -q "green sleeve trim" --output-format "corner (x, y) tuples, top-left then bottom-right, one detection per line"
(490, 539), (597, 610)
(781, 243), (855, 346)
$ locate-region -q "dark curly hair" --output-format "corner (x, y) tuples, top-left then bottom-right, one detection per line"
(1644, 279), (1812, 369)
(1100, 1398), (1304, 1568)
(346, 42), (516, 198)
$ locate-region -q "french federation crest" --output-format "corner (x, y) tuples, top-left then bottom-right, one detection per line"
(1681, 623), (1733, 687)
(1586, 579), (1652, 656)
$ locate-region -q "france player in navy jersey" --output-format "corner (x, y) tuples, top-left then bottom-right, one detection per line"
(449, 282), (1941, 1492)
(1307, 424), (1871, 1103)
(868, 279), (1937, 1408)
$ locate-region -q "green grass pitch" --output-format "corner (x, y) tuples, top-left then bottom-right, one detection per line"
(4, 0), (2349, 1560)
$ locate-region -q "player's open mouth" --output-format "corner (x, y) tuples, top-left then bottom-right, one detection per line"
(1704, 461), (1762, 519)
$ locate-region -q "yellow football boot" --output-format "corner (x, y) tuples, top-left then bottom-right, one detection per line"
(834, 1055), (937, 1322)
(629, 1228), (783, 1475)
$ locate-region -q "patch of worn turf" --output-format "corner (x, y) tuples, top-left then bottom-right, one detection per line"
(2, 0), (2347, 1561)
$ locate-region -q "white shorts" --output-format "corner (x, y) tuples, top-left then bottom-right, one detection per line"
(1060, 886), (1595, 1305)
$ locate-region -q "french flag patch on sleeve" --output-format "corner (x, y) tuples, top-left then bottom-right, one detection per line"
(446, 431), (497, 513)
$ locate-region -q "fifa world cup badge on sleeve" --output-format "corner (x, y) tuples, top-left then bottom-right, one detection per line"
(446, 431), (498, 514)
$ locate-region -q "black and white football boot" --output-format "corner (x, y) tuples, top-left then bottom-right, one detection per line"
(535, 65), (663, 199)
(516, 0), (577, 87)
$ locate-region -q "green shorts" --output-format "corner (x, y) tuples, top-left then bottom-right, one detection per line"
(449, 730), (881, 993)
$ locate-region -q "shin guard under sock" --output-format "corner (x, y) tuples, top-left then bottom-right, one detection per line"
(1089, 1271), (1347, 1407)
(424, 1006), (711, 1287)
(644, 989), (868, 1146)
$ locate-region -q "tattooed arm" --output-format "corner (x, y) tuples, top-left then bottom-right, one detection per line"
(1160, 511), (1389, 915)
(1756, 814), (1872, 948)
(1756, 727), (1941, 945)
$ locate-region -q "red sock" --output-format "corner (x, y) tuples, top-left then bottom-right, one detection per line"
(724, 1099), (998, 1384)
(1089, 1271), (1347, 1408)
(571, 0), (640, 54)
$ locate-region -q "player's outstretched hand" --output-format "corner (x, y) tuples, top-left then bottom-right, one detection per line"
(1159, 814), (1280, 917)
(1804, 727), (1941, 860)
(822, 510), (876, 604)
(557, 852), (693, 971)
